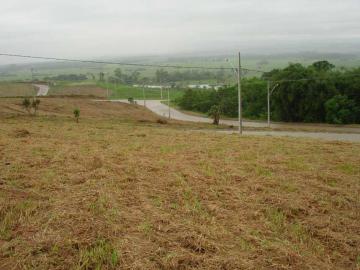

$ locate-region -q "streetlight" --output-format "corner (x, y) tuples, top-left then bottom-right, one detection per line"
(226, 52), (242, 135)
(267, 81), (279, 128)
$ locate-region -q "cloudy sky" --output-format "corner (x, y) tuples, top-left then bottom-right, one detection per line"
(1, 0), (360, 64)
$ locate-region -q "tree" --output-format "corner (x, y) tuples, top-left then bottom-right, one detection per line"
(266, 62), (337, 122)
(99, 72), (105, 82)
(73, 108), (80, 123)
(312, 61), (335, 72)
(22, 98), (31, 115)
(31, 99), (40, 115)
(114, 68), (122, 80)
(325, 95), (359, 124)
(155, 69), (169, 83)
(208, 105), (222, 125)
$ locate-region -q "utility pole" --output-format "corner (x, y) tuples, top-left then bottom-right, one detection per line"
(160, 78), (163, 100)
(142, 85), (146, 107)
(238, 52), (242, 135)
(106, 80), (109, 99)
(167, 86), (171, 119)
(267, 81), (270, 128)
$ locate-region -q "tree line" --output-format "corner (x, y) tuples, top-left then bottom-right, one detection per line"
(176, 61), (360, 124)
(103, 68), (230, 85)
(44, 74), (88, 81)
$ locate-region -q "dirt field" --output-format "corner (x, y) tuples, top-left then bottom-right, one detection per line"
(0, 83), (37, 97)
(0, 97), (160, 122)
(0, 98), (359, 269)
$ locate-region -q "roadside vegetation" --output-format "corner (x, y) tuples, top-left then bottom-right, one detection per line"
(0, 97), (359, 269)
(176, 61), (360, 124)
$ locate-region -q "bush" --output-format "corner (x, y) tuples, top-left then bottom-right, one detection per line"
(156, 119), (168, 125)
(73, 108), (80, 123)
(22, 98), (40, 115)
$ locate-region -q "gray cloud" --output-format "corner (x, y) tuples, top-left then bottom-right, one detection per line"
(1, 0), (360, 64)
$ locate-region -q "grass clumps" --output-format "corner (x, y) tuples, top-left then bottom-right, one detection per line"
(0, 200), (38, 240)
(78, 239), (119, 270)
(0, 101), (359, 269)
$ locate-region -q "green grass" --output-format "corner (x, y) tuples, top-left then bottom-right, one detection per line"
(78, 239), (118, 270)
(97, 82), (185, 100)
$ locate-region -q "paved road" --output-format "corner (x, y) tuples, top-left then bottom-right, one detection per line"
(101, 99), (360, 142)
(217, 130), (360, 142)
(34, 84), (49, 96)
(109, 99), (267, 127)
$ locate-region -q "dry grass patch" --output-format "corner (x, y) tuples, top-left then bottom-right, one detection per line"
(0, 83), (36, 97)
(49, 84), (108, 97)
(0, 114), (359, 269)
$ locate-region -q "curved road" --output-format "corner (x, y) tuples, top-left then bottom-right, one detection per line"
(102, 99), (360, 142)
(110, 99), (267, 127)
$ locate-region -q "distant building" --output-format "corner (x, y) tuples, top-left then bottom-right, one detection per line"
(132, 85), (165, 89)
(188, 84), (225, 90)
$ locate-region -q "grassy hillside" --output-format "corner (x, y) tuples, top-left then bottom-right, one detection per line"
(0, 98), (359, 269)
(48, 82), (108, 98)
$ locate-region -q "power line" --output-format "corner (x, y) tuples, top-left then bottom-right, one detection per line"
(0, 53), (265, 73)
(265, 73), (360, 84)
(2, 53), (358, 82)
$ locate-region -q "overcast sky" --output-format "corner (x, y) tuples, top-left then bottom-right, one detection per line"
(1, 0), (360, 64)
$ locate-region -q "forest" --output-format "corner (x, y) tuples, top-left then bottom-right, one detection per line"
(176, 61), (360, 124)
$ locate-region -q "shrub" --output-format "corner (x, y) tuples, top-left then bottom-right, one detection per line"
(128, 97), (135, 104)
(157, 119), (168, 125)
(22, 98), (31, 115)
(73, 108), (80, 123)
(22, 98), (40, 115)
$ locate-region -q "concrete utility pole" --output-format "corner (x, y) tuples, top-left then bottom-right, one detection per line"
(238, 52), (243, 135)
(267, 81), (270, 128)
(106, 80), (109, 99)
(142, 85), (146, 107)
(167, 86), (171, 119)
